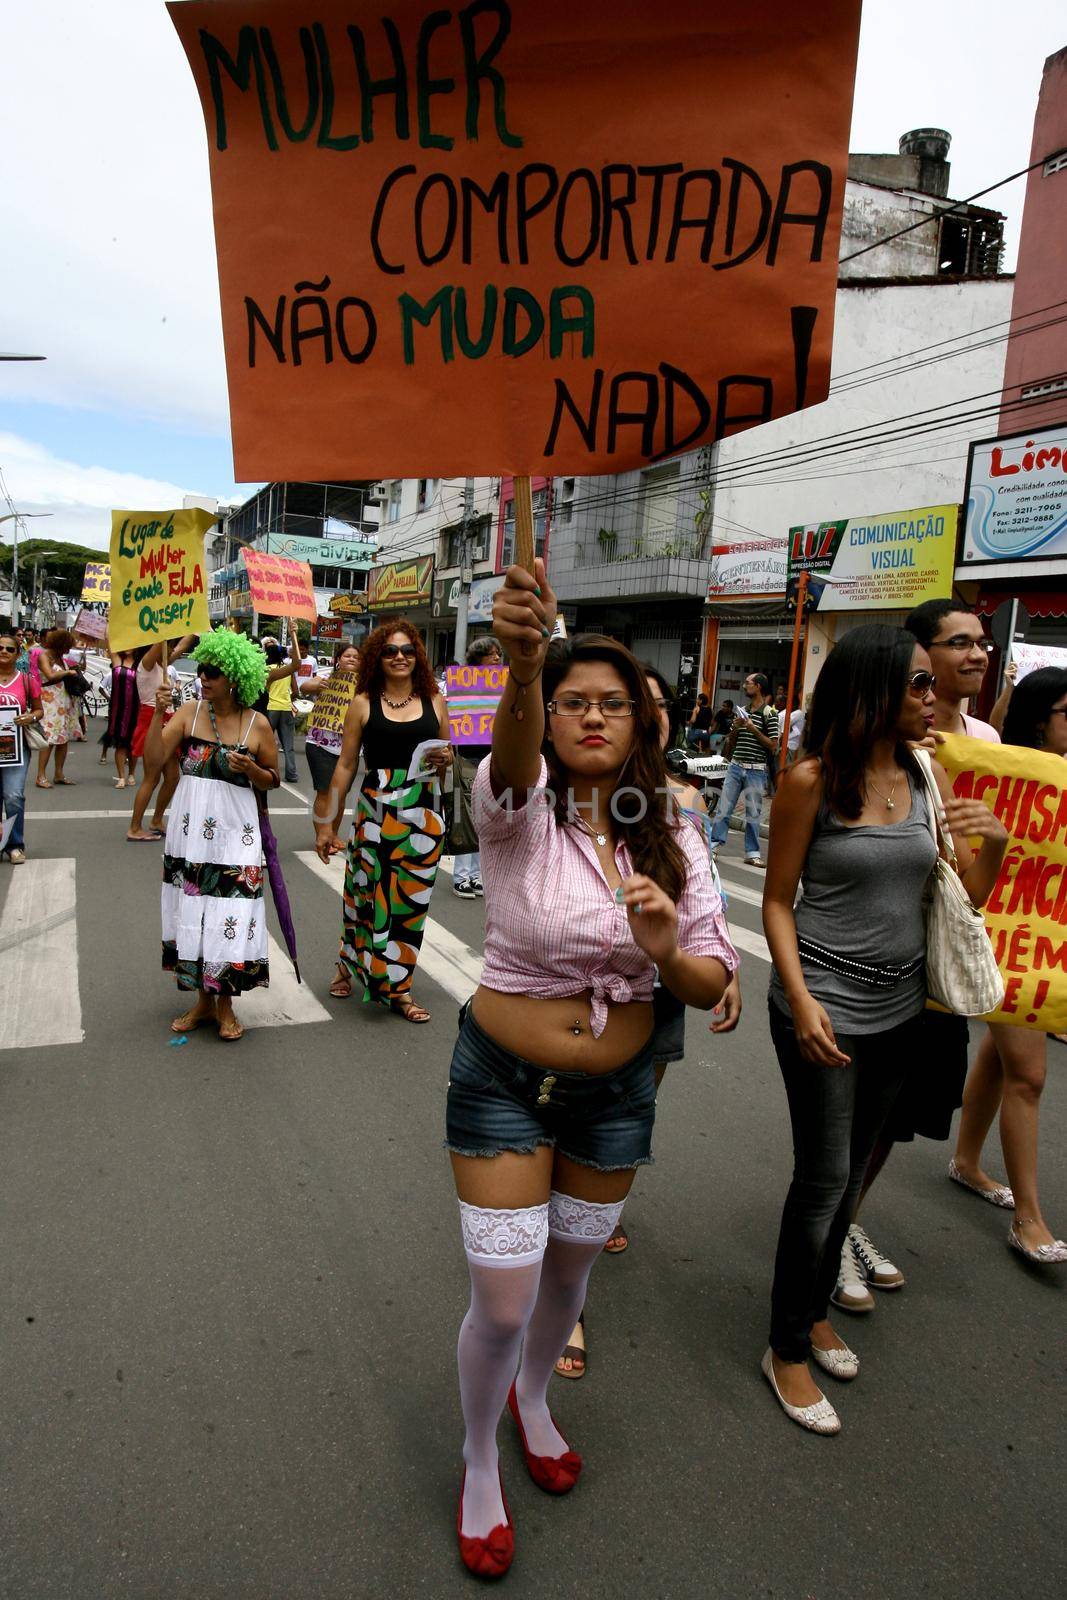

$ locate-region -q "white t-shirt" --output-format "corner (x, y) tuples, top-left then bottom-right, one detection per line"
(787, 709), (806, 753)
(962, 712), (1000, 743)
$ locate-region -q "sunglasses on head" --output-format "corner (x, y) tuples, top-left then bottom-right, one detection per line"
(907, 670), (936, 695)
(382, 643), (416, 658)
(197, 663), (223, 680)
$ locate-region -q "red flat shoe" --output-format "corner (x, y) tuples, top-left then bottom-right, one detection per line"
(457, 1468), (514, 1580)
(507, 1383), (582, 1494)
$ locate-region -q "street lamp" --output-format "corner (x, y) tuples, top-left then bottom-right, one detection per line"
(0, 511), (54, 625)
(30, 551), (62, 629)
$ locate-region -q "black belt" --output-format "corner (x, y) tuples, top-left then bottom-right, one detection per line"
(796, 937), (923, 990)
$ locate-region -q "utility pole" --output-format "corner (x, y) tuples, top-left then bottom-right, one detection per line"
(453, 477), (476, 666)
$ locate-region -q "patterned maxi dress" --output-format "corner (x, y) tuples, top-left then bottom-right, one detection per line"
(339, 693), (446, 1005)
(161, 705), (269, 995)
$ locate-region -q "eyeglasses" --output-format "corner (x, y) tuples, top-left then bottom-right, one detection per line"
(382, 643), (417, 659)
(931, 634), (995, 655)
(197, 664), (222, 680)
(548, 695), (636, 718)
(907, 670), (936, 695)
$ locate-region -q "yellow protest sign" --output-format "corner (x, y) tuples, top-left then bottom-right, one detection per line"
(81, 562), (112, 603)
(307, 670), (358, 743)
(108, 507), (216, 652)
(939, 734), (1067, 1032)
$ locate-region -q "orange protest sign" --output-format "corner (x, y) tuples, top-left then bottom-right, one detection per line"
(168, 0), (860, 479)
(242, 548), (317, 622)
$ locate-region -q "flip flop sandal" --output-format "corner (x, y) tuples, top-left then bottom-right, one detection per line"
(35, 780), (53, 789)
(603, 1224), (629, 1254)
(391, 998), (431, 1024)
(171, 1011), (217, 1034)
(127, 832), (164, 843)
(555, 1314), (586, 1381)
(329, 965), (353, 999)
(217, 1019), (244, 1042)
(54, 779), (77, 785)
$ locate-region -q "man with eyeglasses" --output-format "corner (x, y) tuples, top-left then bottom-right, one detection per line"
(904, 599), (999, 743)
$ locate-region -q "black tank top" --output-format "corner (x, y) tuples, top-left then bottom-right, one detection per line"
(362, 693), (440, 770)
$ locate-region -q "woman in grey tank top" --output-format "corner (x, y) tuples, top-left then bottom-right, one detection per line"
(760, 625), (1008, 1435)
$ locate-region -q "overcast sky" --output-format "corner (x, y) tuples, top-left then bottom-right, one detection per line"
(0, 0), (1063, 551)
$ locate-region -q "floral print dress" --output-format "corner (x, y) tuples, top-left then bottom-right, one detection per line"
(161, 705), (268, 995)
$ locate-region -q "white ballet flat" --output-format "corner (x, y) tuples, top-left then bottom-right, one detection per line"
(811, 1342), (859, 1381)
(761, 1349), (841, 1434)
(948, 1159), (1014, 1209)
(1009, 1221), (1067, 1264)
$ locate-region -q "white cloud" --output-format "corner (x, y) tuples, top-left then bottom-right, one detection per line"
(0, 432), (204, 551)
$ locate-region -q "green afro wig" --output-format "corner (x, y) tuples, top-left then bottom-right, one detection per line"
(192, 629), (268, 708)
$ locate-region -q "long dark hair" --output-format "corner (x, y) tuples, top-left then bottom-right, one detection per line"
(1003, 667), (1067, 751)
(358, 617), (438, 700)
(542, 635), (687, 901)
(639, 661), (681, 746)
(806, 624), (920, 820)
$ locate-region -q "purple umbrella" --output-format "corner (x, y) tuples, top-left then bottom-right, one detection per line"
(256, 793), (301, 983)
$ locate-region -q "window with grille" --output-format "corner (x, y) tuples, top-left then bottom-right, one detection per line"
(501, 488), (548, 566)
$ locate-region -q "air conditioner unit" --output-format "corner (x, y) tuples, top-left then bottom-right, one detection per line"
(367, 481), (389, 502)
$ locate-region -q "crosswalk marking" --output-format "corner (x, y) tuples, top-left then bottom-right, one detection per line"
(0, 860), (84, 1048)
(25, 808), (310, 822)
(295, 850), (479, 1005)
(234, 933), (333, 1031)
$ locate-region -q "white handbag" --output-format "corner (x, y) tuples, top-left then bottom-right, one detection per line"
(912, 749), (1005, 1017)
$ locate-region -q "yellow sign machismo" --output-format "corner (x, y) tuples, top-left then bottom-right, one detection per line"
(939, 734), (1067, 1033)
(108, 507), (216, 652)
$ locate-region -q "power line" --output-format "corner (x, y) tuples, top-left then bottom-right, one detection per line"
(827, 295), (1067, 385)
(838, 151), (1053, 264)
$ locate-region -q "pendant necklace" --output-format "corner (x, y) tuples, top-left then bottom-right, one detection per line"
(572, 814), (608, 848)
(867, 771), (900, 811)
(383, 691), (414, 710)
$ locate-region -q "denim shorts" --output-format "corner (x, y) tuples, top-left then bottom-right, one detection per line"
(651, 986), (687, 1066)
(445, 1003), (658, 1171)
(305, 741), (339, 795)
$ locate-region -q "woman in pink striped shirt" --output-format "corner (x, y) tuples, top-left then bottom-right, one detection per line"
(447, 561), (737, 1578)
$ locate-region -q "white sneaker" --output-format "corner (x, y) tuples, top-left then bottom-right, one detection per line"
(830, 1239), (875, 1313)
(744, 854), (765, 868)
(760, 1349), (841, 1435)
(848, 1223), (905, 1290)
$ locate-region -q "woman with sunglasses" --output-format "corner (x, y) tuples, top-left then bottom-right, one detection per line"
(761, 624), (1007, 1435)
(315, 621), (450, 1022)
(446, 566), (735, 1577)
(950, 666), (1067, 1265)
(145, 629), (277, 1043)
(0, 630), (44, 863)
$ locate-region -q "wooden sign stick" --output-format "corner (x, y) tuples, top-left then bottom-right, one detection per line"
(513, 475), (536, 575)
(512, 475), (539, 660)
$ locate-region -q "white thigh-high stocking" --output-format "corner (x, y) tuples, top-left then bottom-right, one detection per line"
(514, 1191), (625, 1456)
(456, 1201), (547, 1539)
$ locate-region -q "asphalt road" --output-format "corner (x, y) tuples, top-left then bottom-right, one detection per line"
(2, 733), (1065, 1599)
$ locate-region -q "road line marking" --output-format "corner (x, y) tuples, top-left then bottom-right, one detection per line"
(728, 924), (771, 964)
(716, 872), (764, 910)
(0, 859), (84, 1047)
(234, 933), (333, 1030)
(25, 808), (310, 822)
(280, 781), (311, 805)
(294, 851), (479, 1005)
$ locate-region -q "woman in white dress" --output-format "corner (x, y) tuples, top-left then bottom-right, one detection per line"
(145, 629), (278, 1043)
